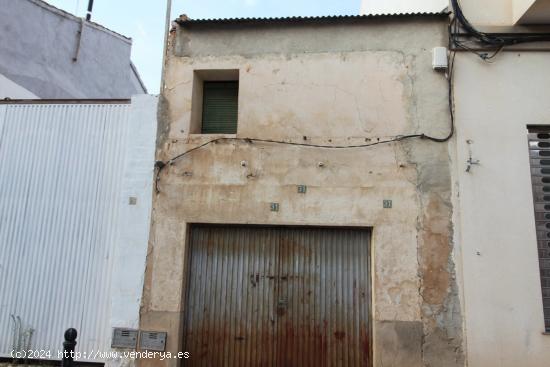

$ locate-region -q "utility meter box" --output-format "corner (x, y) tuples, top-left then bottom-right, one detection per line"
(432, 47), (448, 70)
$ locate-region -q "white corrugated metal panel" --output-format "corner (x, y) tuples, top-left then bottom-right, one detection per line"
(0, 103), (131, 360)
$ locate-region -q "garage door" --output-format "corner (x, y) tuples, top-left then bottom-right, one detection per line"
(183, 225), (371, 367)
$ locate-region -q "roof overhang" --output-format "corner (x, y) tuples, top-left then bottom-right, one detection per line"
(175, 12), (450, 28)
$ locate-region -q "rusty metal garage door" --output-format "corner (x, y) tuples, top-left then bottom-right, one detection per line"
(183, 225), (371, 367)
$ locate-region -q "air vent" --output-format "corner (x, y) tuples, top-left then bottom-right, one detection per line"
(139, 331), (167, 351)
(528, 127), (550, 332)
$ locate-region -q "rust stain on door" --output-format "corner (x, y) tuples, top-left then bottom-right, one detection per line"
(183, 225), (371, 366)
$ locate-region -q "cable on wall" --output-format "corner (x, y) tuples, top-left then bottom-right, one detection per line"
(154, 18), (459, 194)
(450, 0), (550, 60)
(154, 106), (456, 193)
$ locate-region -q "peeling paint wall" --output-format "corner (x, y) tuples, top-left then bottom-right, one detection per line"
(142, 18), (464, 367)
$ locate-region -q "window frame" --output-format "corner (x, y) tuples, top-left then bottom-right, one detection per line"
(189, 69), (240, 135)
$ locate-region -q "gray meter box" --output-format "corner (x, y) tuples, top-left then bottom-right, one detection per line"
(111, 328), (138, 349)
(139, 331), (167, 351)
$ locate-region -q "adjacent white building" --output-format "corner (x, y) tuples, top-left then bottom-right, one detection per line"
(450, 1), (550, 366)
(0, 96), (157, 362)
(0, 0), (147, 99)
(0, 1), (156, 363)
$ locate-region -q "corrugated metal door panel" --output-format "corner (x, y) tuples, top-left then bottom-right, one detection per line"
(184, 226), (279, 367)
(184, 225), (371, 367)
(0, 103), (130, 360)
(275, 228), (371, 367)
(201, 81), (238, 134)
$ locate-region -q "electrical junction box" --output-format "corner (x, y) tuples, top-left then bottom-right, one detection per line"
(111, 328), (138, 349)
(139, 331), (167, 351)
(432, 47), (448, 70)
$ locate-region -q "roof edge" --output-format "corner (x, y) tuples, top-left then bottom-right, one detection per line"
(0, 99), (131, 105)
(176, 12), (450, 27)
(130, 61), (148, 94)
(28, 0), (132, 43)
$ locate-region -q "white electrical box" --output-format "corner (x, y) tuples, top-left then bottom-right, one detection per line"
(432, 47), (448, 70)
(111, 328), (138, 349)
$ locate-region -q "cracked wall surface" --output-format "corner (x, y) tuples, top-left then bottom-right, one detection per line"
(141, 17), (464, 367)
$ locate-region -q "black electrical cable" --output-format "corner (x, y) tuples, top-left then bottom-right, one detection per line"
(154, 18), (459, 194)
(451, 0), (550, 46)
(450, 16), (500, 61)
(156, 1), (550, 193)
(154, 92), (456, 193)
(154, 135), (423, 193)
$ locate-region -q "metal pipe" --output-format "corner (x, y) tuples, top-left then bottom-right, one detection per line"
(10, 315), (18, 355)
(16, 316), (22, 354)
(85, 0), (94, 21)
(73, 18), (85, 62)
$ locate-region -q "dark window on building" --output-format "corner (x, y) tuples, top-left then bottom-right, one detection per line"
(528, 126), (550, 332)
(201, 81), (238, 134)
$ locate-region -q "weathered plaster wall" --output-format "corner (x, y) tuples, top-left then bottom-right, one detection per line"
(0, 0), (146, 98)
(142, 18), (464, 367)
(453, 51), (550, 367)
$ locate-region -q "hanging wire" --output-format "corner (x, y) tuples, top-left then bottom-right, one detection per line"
(154, 15), (461, 194)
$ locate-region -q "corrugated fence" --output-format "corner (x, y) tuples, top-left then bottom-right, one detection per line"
(0, 102), (134, 360)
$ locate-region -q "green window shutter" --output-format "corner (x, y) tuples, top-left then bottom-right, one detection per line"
(201, 81), (239, 134)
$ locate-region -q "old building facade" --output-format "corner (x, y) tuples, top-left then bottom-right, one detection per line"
(142, 13), (465, 367)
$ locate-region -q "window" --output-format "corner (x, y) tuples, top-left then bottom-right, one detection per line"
(189, 70), (239, 135)
(201, 81), (239, 134)
(528, 126), (550, 332)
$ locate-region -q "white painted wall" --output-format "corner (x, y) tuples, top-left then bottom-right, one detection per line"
(0, 73), (38, 99)
(459, 0), (514, 25)
(453, 52), (550, 366)
(0, 0), (146, 98)
(360, 0), (448, 15)
(362, 0), (545, 26)
(514, 0), (550, 24)
(105, 95), (157, 367)
(0, 96), (157, 362)
(109, 95), (157, 331)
